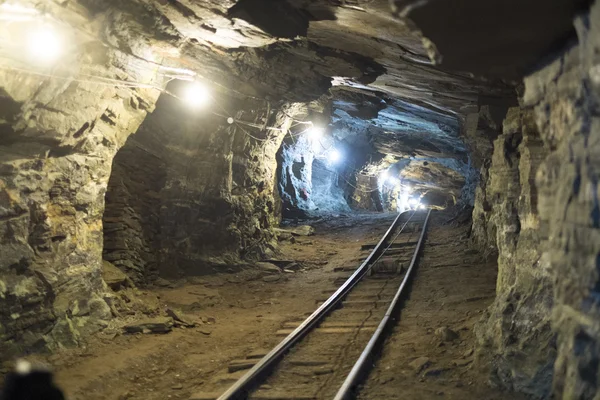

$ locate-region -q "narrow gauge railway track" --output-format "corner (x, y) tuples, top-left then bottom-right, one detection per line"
(217, 210), (432, 400)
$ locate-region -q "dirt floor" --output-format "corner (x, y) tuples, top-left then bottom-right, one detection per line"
(6, 211), (525, 400)
(357, 212), (528, 400)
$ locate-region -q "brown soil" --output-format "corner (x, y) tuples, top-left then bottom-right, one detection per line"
(9, 211), (523, 400)
(357, 212), (527, 400)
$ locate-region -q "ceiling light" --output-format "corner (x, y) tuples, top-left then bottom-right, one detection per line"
(308, 126), (324, 140)
(27, 26), (63, 65)
(379, 171), (399, 186)
(328, 149), (341, 163)
(183, 82), (210, 108)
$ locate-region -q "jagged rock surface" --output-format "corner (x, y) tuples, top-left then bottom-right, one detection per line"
(0, 55), (158, 360)
(104, 85), (305, 280)
(473, 108), (553, 397)
(471, 3), (600, 398)
(522, 6), (600, 398)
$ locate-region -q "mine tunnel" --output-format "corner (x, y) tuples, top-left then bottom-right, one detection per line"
(0, 0), (597, 399)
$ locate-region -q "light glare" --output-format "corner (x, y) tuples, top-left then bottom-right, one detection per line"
(328, 149), (341, 163)
(380, 171), (399, 186)
(183, 82), (210, 108)
(308, 126), (324, 140)
(27, 26), (63, 65)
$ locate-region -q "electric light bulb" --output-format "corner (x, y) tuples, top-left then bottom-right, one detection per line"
(419, 204), (426, 210)
(183, 82), (210, 108)
(328, 149), (341, 163)
(27, 26), (63, 65)
(308, 126), (324, 140)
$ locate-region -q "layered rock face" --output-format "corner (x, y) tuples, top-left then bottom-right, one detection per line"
(103, 136), (166, 284)
(473, 108), (553, 397)
(0, 47), (159, 360)
(474, 3), (600, 398)
(104, 86), (300, 280)
(279, 136), (352, 218)
(276, 101), (350, 218)
(525, 8), (600, 398)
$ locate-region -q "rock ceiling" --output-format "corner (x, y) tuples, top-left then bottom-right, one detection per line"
(5, 0), (584, 202)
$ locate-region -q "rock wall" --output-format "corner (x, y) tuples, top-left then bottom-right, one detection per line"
(0, 63), (158, 358)
(276, 99), (357, 218)
(473, 108), (553, 397)
(278, 134), (316, 218)
(278, 136), (353, 218)
(103, 130), (167, 284)
(523, 6), (600, 398)
(352, 174), (382, 211)
(103, 86), (298, 279)
(474, 3), (600, 398)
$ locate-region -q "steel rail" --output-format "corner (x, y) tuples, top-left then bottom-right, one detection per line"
(217, 210), (417, 400)
(333, 209), (432, 400)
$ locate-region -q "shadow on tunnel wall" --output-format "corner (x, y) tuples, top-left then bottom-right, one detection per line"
(102, 80), (286, 282)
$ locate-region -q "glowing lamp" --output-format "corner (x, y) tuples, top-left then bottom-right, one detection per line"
(380, 171), (399, 186)
(419, 204), (426, 210)
(27, 26), (63, 65)
(408, 197), (419, 207)
(328, 149), (341, 163)
(308, 126), (324, 140)
(183, 82), (210, 108)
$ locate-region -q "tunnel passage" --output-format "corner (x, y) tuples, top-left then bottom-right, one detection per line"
(101, 81), (290, 281)
(0, 1), (597, 399)
(276, 130), (354, 219)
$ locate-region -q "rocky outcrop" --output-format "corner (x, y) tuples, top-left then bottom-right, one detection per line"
(0, 55), (158, 359)
(473, 108), (553, 397)
(152, 94), (291, 274)
(473, 3), (600, 398)
(523, 6), (600, 398)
